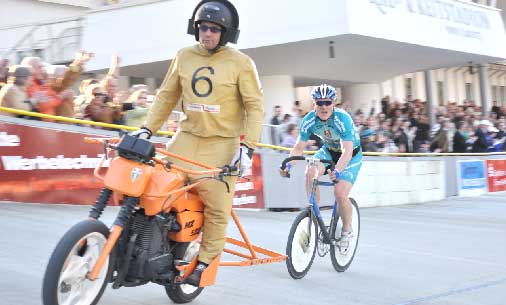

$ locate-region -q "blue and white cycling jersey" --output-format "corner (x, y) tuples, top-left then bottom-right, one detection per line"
(299, 108), (360, 151)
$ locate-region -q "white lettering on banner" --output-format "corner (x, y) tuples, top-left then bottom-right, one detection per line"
(0, 132), (20, 147)
(233, 195), (257, 206)
(1, 155), (109, 170)
(369, 0), (491, 35)
(487, 167), (506, 177)
(461, 178), (485, 187)
(235, 182), (254, 192)
(494, 179), (506, 186)
(186, 103), (220, 113)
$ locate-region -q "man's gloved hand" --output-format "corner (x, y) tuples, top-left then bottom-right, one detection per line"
(230, 144), (254, 175)
(279, 163), (291, 178)
(130, 127), (152, 139)
(327, 168), (341, 183)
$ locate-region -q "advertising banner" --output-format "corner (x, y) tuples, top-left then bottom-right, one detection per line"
(457, 160), (487, 196)
(0, 122), (264, 208)
(486, 159), (506, 192)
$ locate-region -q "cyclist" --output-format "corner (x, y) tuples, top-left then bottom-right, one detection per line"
(131, 0), (264, 286)
(280, 84), (362, 254)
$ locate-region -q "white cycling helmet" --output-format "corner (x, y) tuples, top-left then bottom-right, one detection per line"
(311, 84), (337, 100)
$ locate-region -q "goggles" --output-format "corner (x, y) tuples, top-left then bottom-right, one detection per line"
(315, 100), (333, 106)
(199, 24), (223, 33)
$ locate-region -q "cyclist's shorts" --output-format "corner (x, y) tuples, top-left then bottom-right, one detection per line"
(314, 146), (363, 185)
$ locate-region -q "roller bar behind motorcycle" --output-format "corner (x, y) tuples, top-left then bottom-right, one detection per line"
(42, 135), (287, 305)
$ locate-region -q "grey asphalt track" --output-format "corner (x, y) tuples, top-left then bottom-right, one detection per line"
(0, 193), (505, 305)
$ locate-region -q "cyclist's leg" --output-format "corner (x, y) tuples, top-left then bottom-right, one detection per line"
(308, 147), (331, 203)
(334, 181), (353, 231)
(334, 152), (363, 232)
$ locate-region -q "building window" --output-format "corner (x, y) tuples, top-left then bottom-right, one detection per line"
(129, 76), (145, 87)
(437, 81), (444, 105)
(501, 86), (505, 104)
(156, 78), (164, 89)
(465, 83), (473, 101)
(404, 77), (412, 98)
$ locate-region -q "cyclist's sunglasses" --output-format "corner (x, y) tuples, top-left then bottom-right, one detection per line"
(315, 100), (333, 106)
(199, 24), (223, 33)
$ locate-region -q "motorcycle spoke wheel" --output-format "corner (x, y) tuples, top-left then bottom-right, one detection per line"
(42, 220), (111, 305)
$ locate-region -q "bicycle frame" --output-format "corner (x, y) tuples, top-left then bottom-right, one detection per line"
(282, 156), (340, 246)
(307, 159), (340, 246)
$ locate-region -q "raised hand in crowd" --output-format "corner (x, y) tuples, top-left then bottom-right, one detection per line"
(72, 51), (94, 68)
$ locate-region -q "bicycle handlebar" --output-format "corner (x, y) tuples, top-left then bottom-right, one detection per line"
(280, 156), (336, 171)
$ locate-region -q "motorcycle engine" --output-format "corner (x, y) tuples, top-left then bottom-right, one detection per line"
(116, 211), (176, 286)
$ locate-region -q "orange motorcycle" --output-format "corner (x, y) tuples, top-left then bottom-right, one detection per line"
(42, 135), (286, 305)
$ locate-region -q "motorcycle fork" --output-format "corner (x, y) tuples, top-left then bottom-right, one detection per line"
(88, 196), (139, 281)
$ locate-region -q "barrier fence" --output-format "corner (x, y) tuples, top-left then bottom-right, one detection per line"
(0, 107), (505, 209)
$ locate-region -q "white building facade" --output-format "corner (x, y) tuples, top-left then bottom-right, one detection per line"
(2, 0), (506, 124)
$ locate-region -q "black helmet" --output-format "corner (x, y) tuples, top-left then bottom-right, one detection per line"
(187, 0), (240, 46)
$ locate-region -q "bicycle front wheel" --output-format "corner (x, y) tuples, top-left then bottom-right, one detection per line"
(286, 208), (318, 279)
(330, 197), (360, 272)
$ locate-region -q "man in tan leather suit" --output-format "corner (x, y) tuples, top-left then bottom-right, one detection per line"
(131, 0), (264, 286)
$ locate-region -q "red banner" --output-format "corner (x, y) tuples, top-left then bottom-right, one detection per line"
(0, 121), (264, 208)
(486, 159), (506, 192)
(233, 154), (264, 209)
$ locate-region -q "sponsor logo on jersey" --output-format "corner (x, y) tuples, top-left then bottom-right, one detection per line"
(187, 103), (220, 113)
(301, 115), (316, 134)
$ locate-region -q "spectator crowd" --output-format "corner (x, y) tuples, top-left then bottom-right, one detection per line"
(1, 53), (505, 152)
(269, 95), (506, 153)
(0, 52), (179, 133)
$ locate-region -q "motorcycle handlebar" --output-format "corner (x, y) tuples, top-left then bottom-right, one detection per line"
(85, 137), (236, 176)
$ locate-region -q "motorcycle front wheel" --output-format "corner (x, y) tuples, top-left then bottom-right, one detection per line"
(42, 220), (111, 305)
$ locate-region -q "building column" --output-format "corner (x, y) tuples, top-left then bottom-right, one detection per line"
(454, 67), (464, 104)
(391, 76), (404, 102)
(413, 71), (426, 101)
(444, 68), (456, 103)
(472, 70), (481, 106)
(478, 64), (490, 117)
(341, 83), (381, 115)
(424, 70), (436, 127)
(259, 75), (296, 143)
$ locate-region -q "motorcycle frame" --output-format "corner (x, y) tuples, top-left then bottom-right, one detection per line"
(84, 137), (287, 287)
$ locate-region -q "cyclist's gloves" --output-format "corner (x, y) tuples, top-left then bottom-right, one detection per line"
(230, 144), (254, 176)
(279, 163), (291, 178)
(130, 127), (152, 139)
(328, 169), (341, 182)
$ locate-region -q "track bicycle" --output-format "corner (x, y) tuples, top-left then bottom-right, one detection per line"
(280, 156), (360, 279)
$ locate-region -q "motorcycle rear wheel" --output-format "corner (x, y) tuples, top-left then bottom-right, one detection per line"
(166, 240), (204, 304)
(42, 220), (111, 305)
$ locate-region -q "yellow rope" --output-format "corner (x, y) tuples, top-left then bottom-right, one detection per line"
(1, 106), (505, 157)
(0, 106), (175, 136)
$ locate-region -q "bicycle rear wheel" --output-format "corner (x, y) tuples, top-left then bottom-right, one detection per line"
(286, 208), (318, 279)
(330, 198), (360, 272)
